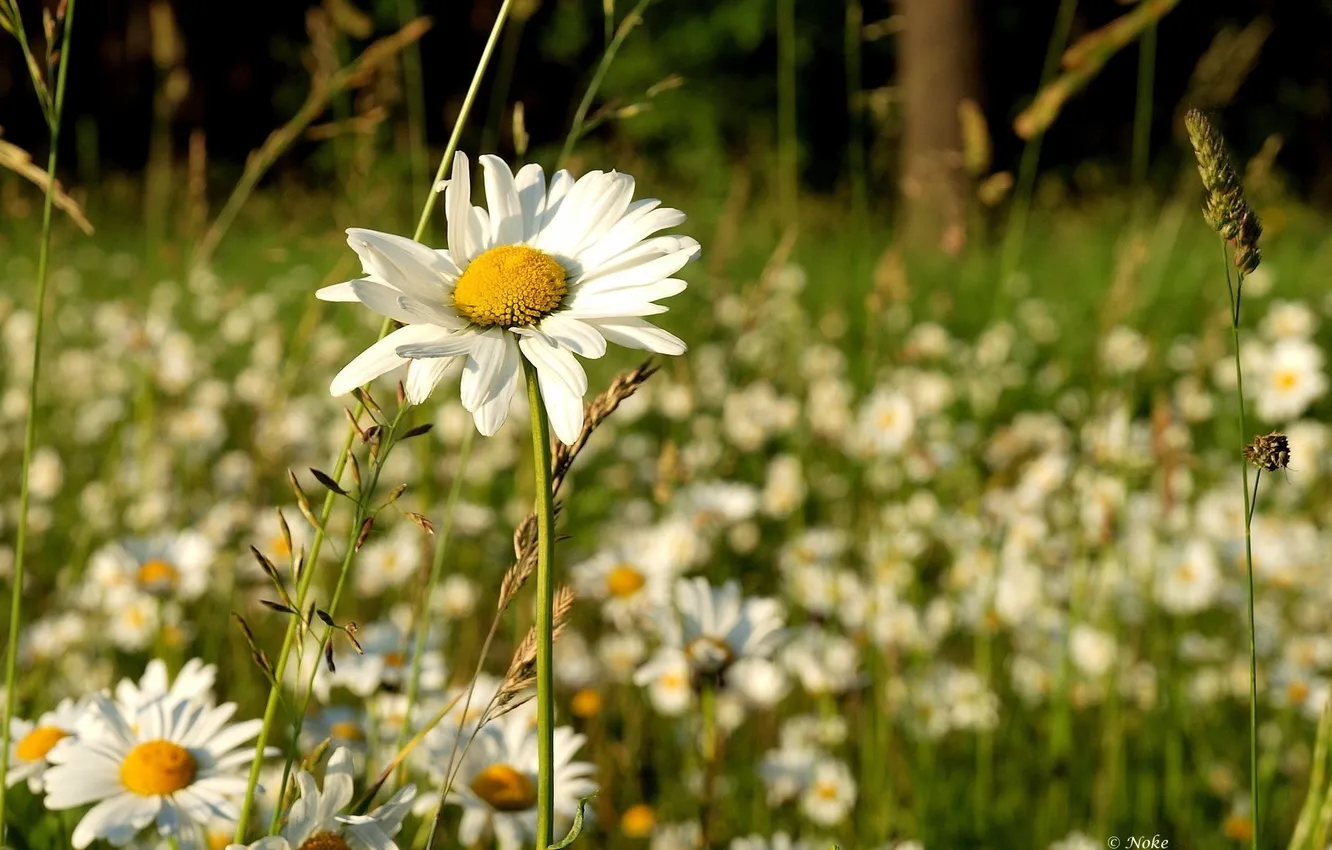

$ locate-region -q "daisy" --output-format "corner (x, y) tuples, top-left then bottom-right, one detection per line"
(83, 532), (215, 601)
(799, 757), (857, 827)
(447, 704), (597, 850)
(228, 747), (415, 850)
(654, 577), (786, 676)
(115, 658), (217, 716)
(5, 697), (93, 792)
(43, 694), (267, 848)
(319, 153), (698, 444)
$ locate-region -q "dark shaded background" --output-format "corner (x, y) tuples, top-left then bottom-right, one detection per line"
(2, 0), (1331, 199)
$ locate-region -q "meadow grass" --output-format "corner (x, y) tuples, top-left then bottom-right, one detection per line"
(4, 152), (1332, 849)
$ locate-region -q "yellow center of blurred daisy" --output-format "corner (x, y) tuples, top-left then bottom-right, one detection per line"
(16, 726), (68, 762)
(620, 803), (656, 838)
(137, 559), (179, 589)
(120, 740), (197, 796)
(329, 721), (365, 741)
(605, 564), (646, 598)
(298, 832), (353, 850)
(453, 245), (568, 328)
(470, 763), (536, 812)
(384, 651), (406, 668)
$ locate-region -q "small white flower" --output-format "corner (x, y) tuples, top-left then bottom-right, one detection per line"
(228, 747), (415, 850)
(448, 705), (597, 850)
(799, 757), (856, 826)
(5, 697), (94, 792)
(321, 153), (698, 444)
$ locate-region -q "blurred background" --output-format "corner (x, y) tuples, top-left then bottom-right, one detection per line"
(0, 0), (1325, 242)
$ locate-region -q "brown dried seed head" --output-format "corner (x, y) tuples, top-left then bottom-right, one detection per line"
(1244, 432), (1290, 472)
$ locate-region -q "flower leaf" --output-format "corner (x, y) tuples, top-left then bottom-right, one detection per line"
(549, 793), (597, 850)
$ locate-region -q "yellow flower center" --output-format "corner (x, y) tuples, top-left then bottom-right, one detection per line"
(452, 245), (568, 328)
(298, 832), (353, 850)
(16, 726), (68, 762)
(815, 781), (839, 801)
(605, 564), (647, 599)
(470, 763), (537, 812)
(684, 636), (735, 672)
(329, 721), (365, 741)
(571, 688), (603, 719)
(1276, 370), (1298, 391)
(137, 559), (179, 590)
(120, 740), (197, 796)
(384, 651), (407, 668)
(620, 803), (656, 838)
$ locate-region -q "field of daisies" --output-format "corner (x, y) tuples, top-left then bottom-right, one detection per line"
(6, 5), (1332, 850)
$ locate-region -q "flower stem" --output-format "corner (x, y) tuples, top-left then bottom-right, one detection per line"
(525, 363), (557, 850)
(230, 1), (513, 839)
(556, 0), (654, 171)
(1225, 250), (1260, 850)
(0, 1), (76, 837)
(395, 428), (476, 784)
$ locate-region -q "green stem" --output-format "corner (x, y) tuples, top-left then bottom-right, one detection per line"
(395, 428), (476, 783)
(844, 0), (866, 223)
(398, 0), (429, 208)
(0, 1), (76, 838)
(266, 410), (408, 835)
(1131, 22), (1157, 189)
(699, 680), (718, 846)
(776, 0), (798, 229)
(996, 0), (1077, 291)
(232, 2), (514, 839)
(525, 363), (557, 850)
(1234, 318), (1260, 850)
(556, 0), (653, 171)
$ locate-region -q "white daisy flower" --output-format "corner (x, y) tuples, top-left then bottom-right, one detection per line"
(228, 747), (415, 850)
(653, 577), (786, 676)
(319, 152), (698, 444)
(43, 694), (267, 848)
(82, 532), (215, 602)
(447, 704), (597, 850)
(5, 697), (93, 792)
(115, 658), (218, 716)
(799, 757), (857, 826)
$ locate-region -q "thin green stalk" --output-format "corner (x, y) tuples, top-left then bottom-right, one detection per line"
(266, 409), (408, 836)
(776, 0), (797, 229)
(844, 0), (866, 223)
(0, 1), (76, 837)
(397, 0), (429, 208)
(1228, 260), (1260, 850)
(232, 2), (514, 839)
(395, 428), (476, 783)
(699, 680), (719, 847)
(556, 0), (654, 170)
(1131, 22), (1157, 189)
(996, 0), (1077, 290)
(525, 364), (557, 850)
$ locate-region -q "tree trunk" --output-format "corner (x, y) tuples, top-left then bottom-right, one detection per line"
(897, 0), (980, 254)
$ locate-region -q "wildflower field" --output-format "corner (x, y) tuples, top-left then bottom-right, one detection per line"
(3, 2), (1332, 850)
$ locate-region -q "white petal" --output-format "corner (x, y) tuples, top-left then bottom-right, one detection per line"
(316, 281), (362, 302)
(395, 296), (468, 330)
(562, 279), (687, 318)
(396, 330), (480, 360)
(329, 325), (447, 397)
(537, 314), (607, 359)
(519, 335), (587, 445)
(471, 366), (520, 437)
(348, 281), (422, 325)
(537, 169), (575, 238)
(587, 317), (686, 354)
(574, 200), (675, 269)
(349, 233), (452, 304)
(404, 357), (458, 405)
(459, 329), (518, 412)
(514, 163), (547, 243)
(574, 247), (695, 297)
(481, 155), (524, 246)
(446, 153), (477, 265)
